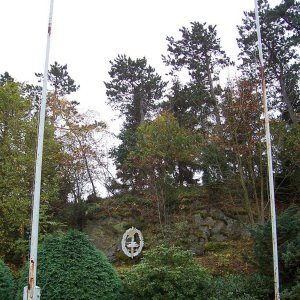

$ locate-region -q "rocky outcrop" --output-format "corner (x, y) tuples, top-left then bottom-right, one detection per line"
(84, 205), (251, 260)
(193, 208), (251, 243)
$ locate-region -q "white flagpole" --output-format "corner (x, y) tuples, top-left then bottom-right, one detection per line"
(24, 1), (54, 299)
(254, 1), (280, 299)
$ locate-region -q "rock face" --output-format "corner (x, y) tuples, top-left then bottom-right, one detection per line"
(84, 206), (251, 260)
(193, 208), (251, 241)
(84, 217), (136, 260)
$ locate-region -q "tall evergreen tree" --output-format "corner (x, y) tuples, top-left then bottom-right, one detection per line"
(163, 22), (232, 127)
(0, 72), (14, 86)
(237, 0), (300, 124)
(35, 61), (80, 97)
(105, 54), (166, 128)
(104, 55), (166, 187)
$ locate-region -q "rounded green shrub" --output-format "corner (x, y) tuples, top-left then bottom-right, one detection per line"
(208, 274), (272, 300)
(18, 230), (122, 299)
(0, 260), (15, 300)
(122, 245), (211, 300)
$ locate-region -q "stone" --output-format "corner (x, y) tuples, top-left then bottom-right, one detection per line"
(209, 208), (226, 220)
(211, 220), (226, 234)
(199, 216), (216, 228)
(210, 233), (227, 242)
(198, 226), (210, 240)
(193, 214), (203, 226)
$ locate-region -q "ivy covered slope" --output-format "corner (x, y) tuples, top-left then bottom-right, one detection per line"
(18, 231), (123, 300)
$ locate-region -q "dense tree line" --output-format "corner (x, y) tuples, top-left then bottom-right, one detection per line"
(0, 0), (299, 270)
(105, 0), (300, 227)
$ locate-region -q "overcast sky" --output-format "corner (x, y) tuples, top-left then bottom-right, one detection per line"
(0, 0), (281, 133)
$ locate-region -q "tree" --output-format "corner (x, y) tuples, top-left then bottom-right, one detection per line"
(35, 61), (80, 97)
(35, 63), (109, 228)
(0, 72), (14, 86)
(237, 0), (300, 124)
(0, 81), (68, 266)
(209, 274), (271, 300)
(125, 112), (201, 229)
(220, 79), (267, 224)
(271, 121), (300, 203)
(45, 94), (110, 229)
(105, 55), (166, 186)
(163, 21), (232, 127)
(105, 54), (166, 128)
(271, 0), (300, 36)
(251, 205), (300, 296)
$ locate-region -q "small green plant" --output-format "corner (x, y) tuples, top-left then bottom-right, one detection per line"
(0, 260), (15, 300)
(122, 245), (211, 299)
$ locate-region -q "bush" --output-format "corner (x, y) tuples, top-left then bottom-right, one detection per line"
(208, 274), (272, 300)
(251, 205), (300, 295)
(281, 270), (300, 300)
(17, 230), (122, 299)
(122, 245), (211, 300)
(0, 260), (15, 300)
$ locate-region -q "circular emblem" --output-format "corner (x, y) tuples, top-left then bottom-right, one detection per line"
(121, 227), (144, 258)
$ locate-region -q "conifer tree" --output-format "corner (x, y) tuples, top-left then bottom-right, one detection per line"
(163, 22), (232, 127)
(105, 55), (166, 186)
(237, 0), (300, 124)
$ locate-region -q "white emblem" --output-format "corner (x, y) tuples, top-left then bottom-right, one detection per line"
(121, 227), (144, 258)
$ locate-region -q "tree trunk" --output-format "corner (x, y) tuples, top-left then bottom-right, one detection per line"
(205, 53), (221, 126)
(259, 143), (265, 224)
(234, 133), (255, 225)
(76, 136), (97, 197)
(139, 97), (144, 123)
(278, 69), (298, 124)
(247, 154), (260, 223)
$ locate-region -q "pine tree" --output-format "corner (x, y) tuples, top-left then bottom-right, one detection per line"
(237, 0), (300, 124)
(105, 54), (166, 187)
(163, 22), (232, 127)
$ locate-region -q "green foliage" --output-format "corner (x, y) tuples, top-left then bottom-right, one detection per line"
(105, 54), (166, 128)
(0, 81), (69, 266)
(0, 72), (14, 86)
(163, 21), (232, 128)
(0, 260), (15, 300)
(272, 122), (300, 202)
(208, 274), (272, 300)
(127, 112), (201, 186)
(126, 113), (202, 226)
(105, 55), (166, 186)
(200, 142), (229, 185)
(18, 231), (122, 299)
(281, 270), (300, 300)
(204, 241), (227, 252)
(122, 245), (211, 300)
(35, 61), (79, 97)
(237, 0), (300, 123)
(251, 205), (300, 293)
